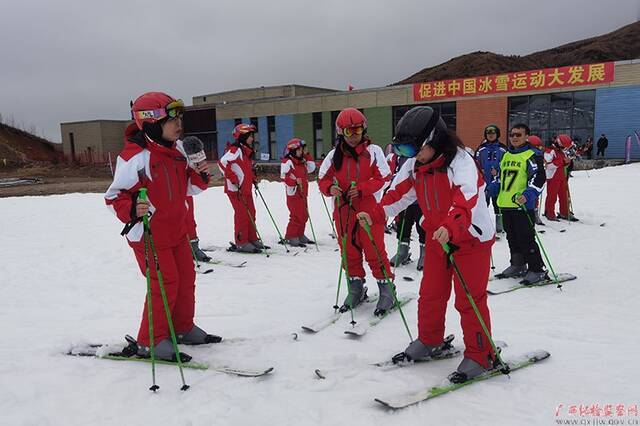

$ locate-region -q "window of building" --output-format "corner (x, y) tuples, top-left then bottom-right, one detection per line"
(392, 102), (457, 136)
(267, 116), (276, 161)
(508, 90), (595, 146)
(313, 112), (323, 158)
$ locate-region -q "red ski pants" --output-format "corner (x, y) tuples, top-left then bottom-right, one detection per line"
(418, 241), (493, 368)
(131, 238), (196, 346)
(544, 177), (569, 219)
(227, 192), (258, 245)
(335, 216), (392, 280)
(285, 194), (309, 239)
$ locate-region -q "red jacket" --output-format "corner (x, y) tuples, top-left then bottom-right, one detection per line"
(105, 123), (208, 249)
(381, 149), (494, 246)
(280, 153), (316, 197)
(543, 146), (569, 180)
(218, 143), (255, 195)
(318, 138), (391, 223)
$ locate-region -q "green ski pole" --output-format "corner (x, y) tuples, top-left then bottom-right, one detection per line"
(139, 188), (190, 391)
(441, 242), (509, 374)
(360, 219), (413, 341)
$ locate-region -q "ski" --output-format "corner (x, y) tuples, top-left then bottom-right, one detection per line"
(301, 293), (379, 333)
(343, 294), (416, 337)
(66, 339), (274, 377)
(374, 349), (551, 410)
(488, 273), (576, 295)
(203, 259), (247, 268)
(315, 335), (461, 379)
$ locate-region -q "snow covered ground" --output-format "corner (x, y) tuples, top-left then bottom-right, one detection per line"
(1, 164), (639, 426)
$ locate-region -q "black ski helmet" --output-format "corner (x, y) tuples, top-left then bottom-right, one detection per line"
(484, 124), (501, 139)
(392, 106), (448, 157)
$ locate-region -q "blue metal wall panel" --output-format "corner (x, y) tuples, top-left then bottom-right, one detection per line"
(258, 117), (269, 158)
(275, 115), (294, 160)
(215, 119), (236, 159)
(594, 86), (640, 159)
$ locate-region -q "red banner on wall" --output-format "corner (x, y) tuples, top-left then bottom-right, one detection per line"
(412, 62), (615, 102)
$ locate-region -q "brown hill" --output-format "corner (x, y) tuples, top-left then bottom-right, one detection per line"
(394, 21), (640, 85)
(0, 123), (63, 165)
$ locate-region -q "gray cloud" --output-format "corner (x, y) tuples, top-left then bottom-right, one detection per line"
(1, 0), (638, 141)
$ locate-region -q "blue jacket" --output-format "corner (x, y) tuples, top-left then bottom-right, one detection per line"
(474, 140), (507, 188)
(486, 144), (546, 210)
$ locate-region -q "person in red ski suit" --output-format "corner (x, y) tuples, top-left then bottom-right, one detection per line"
(317, 108), (394, 316)
(104, 92), (219, 361)
(217, 124), (266, 253)
(280, 138), (316, 247)
(360, 106), (497, 383)
(543, 134), (577, 221)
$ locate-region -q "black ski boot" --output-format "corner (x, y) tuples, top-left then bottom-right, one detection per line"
(416, 243), (425, 271)
(190, 238), (211, 262)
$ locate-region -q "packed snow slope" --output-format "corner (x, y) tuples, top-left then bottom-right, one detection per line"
(1, 164), (638, 426)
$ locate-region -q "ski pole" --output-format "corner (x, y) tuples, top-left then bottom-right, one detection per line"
(238, 192), (271, 257)
(332, 181), (357, 324)
(141, 208), (159, 391)
(360, 219), (413, 341)
(298, 183), (319, 252)
(139, 188), (190, 391)
(320, 190), (337, 239)
(517, 202), (561, 288)
(254, 184), (289, 252)
(441, 242), (509, 374)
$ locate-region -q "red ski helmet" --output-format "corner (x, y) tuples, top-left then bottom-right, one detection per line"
(232, 123), (257, 140)
(131, 92), (183, 131)
(556, 134), (573, 149)
(528, 135), (543, 148)
(335, 108), (367, 136)
(284, 138), (304, 157)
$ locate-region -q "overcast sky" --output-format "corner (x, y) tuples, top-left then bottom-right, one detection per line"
(1, 0), (638, 142)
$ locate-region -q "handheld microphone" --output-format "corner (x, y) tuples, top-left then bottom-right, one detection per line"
(182, 136), (209, 183)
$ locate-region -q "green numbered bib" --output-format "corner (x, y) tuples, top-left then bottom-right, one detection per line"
(497, 150), (534, 208)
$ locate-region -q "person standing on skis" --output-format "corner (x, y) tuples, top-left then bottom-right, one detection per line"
(105, 92), (220, 361)
(280, 137), (316, 247)
(318, 108), (394, 316)
(491, 124), (548, 284)
(474, 124), (507, 233)
(543, 134), (578, 222)
(359, 106), (497, 383)
(218, 124), (268, 253)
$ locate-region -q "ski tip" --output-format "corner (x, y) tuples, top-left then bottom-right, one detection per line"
(374, 398), (397, 410)
(314, 369), (326, 379)
(301, 326), (317, 333)
(402, 276), (414, 281)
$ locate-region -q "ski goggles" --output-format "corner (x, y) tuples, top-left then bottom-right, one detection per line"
(485, 129), (497, 135)
(135, 99), (185, 122)
(343, 126), (364, 137)
(392, 141), (418, 158)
